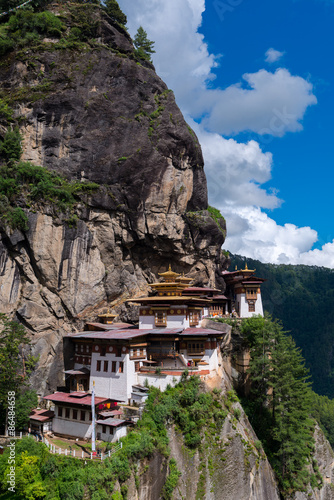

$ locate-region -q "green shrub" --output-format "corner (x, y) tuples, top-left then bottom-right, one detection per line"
(0, 127), (22, 162)
(2, 206), (28, 231)
(8, 10), (65, 39)
(0, 37), (14, 57)
(58, 481), (84, 500)
(0, 100), (13, 122)
(234, 407), (241, 420)
(162, 458), (181, 500)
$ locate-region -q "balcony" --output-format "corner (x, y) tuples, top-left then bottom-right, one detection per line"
(187, 348), (205, 356)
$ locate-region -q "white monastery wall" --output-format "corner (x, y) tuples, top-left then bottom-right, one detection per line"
(90, 352), (137, 402)
(97, 425), (127, 443)
(137, 373), (180, 391)
(52, 416), (92, 439)
(139, 315), (155, 329)
(237, 293), (263, 318)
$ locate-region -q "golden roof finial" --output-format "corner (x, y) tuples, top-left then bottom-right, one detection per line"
(235, 265), (237, 271)
(158, 266), (181, 282)
(245, 263), (248, 270)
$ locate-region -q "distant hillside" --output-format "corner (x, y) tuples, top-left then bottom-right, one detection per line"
(230, 254), (334, 398)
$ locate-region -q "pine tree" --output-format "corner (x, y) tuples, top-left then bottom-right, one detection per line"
(134, 26), (155, 62)
(103, 0), (127, 26)
(243, 315), (316, 496)
(0, 315), (38, 432)
(270, 331), (314, 492)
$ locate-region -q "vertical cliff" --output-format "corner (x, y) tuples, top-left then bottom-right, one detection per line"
(0, 2), (226, 394)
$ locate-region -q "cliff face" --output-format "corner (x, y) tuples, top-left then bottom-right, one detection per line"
(0, 3), (226, 394)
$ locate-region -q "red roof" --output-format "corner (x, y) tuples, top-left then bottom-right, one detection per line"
(181, 328), (220, 336)
(85, 322), (134, 331)
(211, 295), (228, 300)
(30, 409), (54, 422)
(67, 328), (184, 340)
(43, 392), (117, 406)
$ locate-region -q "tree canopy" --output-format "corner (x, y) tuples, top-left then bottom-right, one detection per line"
(0, 314), (38, 432)
(230, 254), (334, 398)
(103, 0), (127, 26)
(241, 315), (321, 496)
(134, 26), (155, 62)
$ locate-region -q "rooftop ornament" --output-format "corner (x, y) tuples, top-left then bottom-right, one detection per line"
(158, 264), (181, 282)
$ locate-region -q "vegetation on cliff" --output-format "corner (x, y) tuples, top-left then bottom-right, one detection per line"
(225, 314), (322, 496)
(230, 254), (334, 398)
(0, 377), (237, 500)
(0, 315), (38, 434)
(0, 125), (99, 230)
(133, 26), (155, 62)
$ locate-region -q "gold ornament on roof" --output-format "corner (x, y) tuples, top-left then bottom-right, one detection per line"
(158, 264), (181, 282)
(240, 262), (256, 273)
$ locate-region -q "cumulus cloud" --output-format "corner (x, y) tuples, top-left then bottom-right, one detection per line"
(189, 119), (280, 209)
(223, 207), (318, 264)
(202, 69), (317, 136)
(119, 1), (329, 267)
(121, 0), (316, 137)
(265, 48), (285, 63)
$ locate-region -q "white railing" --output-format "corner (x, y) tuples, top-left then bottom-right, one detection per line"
(43, 436), (122, 460)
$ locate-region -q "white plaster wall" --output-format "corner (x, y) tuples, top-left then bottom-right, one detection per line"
(139, 313), (191, 329)
(137, 373), (181, 391)
(238, 294), (263, 318)
(90, 352), (137, 403)
(255, 294), (264, 315)
(98, 425), (127, 443)
(139, 315), (155, 329)
(180, 348), (219, 371)
(166, 315), (189, 328)
(52, 416), (92, 439)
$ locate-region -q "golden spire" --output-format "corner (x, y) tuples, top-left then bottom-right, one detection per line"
(158, 266), (181, 282)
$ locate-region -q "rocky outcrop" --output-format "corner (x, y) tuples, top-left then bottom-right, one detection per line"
(0, 3), (227, 394)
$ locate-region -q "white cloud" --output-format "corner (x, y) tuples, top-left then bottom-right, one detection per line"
(223, 207), (318, 264)
(202, 69), (317, 136)
(265, 48), (285, 63)
(119, 1), (330, 267)
(120, 0), (316, 137)
(189, 119), (280, 209)
(222, 207), (334, 268)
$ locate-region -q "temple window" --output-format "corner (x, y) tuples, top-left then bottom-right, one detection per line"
(65, 408), (70, 419)
(248, 302), (255, 312)
(58, 407), (63, 417)
(103, 361), (108, 372)
(189, 311), (200, 326)
(96, 360), (101, 372)
(101, 346), (106, 356)
(119, 362), (124, 373)
(187, 342), (205, 355)
(80, 411), (86, 421)
(155, 311), (167, 327)
(112, 361), (117, 373)
(246, 288), (257, 299)
(73, 410), (78, 420)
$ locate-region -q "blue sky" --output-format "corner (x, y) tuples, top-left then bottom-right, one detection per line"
(120, 0), (334, 266)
